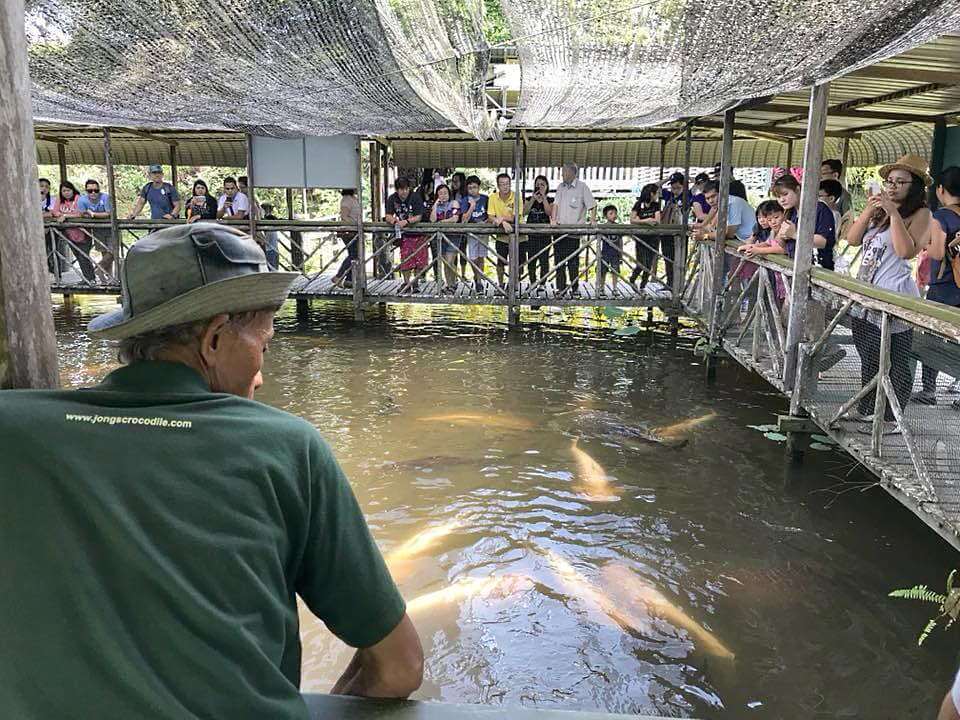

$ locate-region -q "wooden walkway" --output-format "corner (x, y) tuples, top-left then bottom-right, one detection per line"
(51, 273), (674, 307)
(718, 322), (960, 550)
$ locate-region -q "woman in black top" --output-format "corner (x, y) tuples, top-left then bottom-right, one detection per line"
(523, 175), (554, 288)
(629, 183), (661, 288)
(185, 180), (219, 222)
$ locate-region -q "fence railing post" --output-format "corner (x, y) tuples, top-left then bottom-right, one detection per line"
(783, 82), (830, 390)
(353, 140), (366, 321)
(705, 109), (736, 379)
(508, 136), (521, 326)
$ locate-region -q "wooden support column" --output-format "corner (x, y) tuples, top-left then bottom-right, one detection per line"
(57, 142), (67, 184)
(705, 109), (736, 381)
(0, 0), (59, 389)
(103, 128), (121, 270)
(840, 137), (851, 180)
(658, 139), (667, 183)
(507, 135), (522, 327)
(672, 123), (692, 331)
(285, 187), (295, 220)
(929, 118), (947, 209)
(783, 82), (830, 390)
(369, 141), (382, 222)
(785, 139), (794, 171)
(245, 133), (257, 240)
(168, 144), (178, 189)
(353, 140), (366, 321)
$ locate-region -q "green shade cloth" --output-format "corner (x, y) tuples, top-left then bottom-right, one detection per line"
(0, 361), (405, 719)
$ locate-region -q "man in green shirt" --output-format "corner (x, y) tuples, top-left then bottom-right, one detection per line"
(0, 224), (423, 719)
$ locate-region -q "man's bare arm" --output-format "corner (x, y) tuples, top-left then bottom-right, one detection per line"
(330, 613), (423, 698)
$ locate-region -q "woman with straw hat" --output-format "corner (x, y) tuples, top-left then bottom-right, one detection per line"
(844, 154), (932, 433)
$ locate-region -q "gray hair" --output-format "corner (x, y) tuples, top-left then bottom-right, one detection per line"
(562, 162), (579, 176)
(117, 310), (269, 365)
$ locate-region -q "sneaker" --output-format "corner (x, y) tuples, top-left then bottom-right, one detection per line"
(817, 347), (847, 373)
(858, 421), (900, 435)
(911, 390), (937, 406)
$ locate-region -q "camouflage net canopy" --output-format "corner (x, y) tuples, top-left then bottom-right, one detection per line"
(24, 0), (960, 136)
(25, 0), (496, 138)
(504, 0), (960, 128)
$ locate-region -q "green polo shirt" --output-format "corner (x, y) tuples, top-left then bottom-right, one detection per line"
(0, 361), (405, 720)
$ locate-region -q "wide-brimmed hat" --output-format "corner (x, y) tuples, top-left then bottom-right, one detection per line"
(879, 154), (931, 186)
(88, 223), (298, 340)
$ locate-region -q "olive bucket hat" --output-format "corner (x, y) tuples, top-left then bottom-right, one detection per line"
(88, 223), (299, 340)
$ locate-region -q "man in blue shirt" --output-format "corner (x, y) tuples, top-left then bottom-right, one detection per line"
(127, 164), (180, 221)
(77, 178), (114, 279)
(696, 180), (755, 244)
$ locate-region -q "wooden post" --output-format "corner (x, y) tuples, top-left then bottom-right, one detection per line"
(705, 109), (736, 380)
(57, 142), (67, 184)
(245, 133), (257, 240)
(168, 144), (178, 189)
(508, 136), (521, 326)
(672, 123), (692, 332)
(782, 82), (830, 390)
(658, 139), (667, 184)
(929, 118), (947, 209)
(353, 140), (366, 321)
(840, 137), (851, 180)
(369, 141), (382, 222)
(785, 138), (793, 171)
(103, 128), (121, 272)
(285, 187), (294, 220)
(0, 0), (59, 389)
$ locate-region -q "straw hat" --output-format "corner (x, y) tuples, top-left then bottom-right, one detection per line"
(89, 223), (298, 340)
(879, 154), (932, 186)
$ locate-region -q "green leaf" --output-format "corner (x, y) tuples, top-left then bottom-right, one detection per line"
(603, 306), (626, 318)
(747, 424), (778, 432)
(763, 432), (787, 442)
(811, 434), (836, 444)
(809, 442), (833, 451)
(614, 326), (641, 336)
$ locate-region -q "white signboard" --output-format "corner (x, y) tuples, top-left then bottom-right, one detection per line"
(251, 134), (359, 189)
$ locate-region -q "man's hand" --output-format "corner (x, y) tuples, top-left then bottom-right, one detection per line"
(162, 213), (174, 220)
(331, 614), (423, 698)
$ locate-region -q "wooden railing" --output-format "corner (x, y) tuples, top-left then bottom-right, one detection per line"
(43, 218), (688, 311)
(683, 239), (960, 545)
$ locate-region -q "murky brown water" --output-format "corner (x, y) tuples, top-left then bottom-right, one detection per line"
(53, 295), (958, 718)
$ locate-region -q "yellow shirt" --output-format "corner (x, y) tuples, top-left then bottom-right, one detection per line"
(487, 192), (515, 221)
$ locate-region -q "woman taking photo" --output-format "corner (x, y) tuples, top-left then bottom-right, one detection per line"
(523, 175), (553, 290)
(845, 154), (931, 431)
(913, 166), (960, 408)
(52, 180), (96, 282)
(430, 184), (462, 292)
(629, 183), (661, 289)
(185, 180), (218, 222)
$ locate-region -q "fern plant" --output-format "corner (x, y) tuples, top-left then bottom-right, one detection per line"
(890, 570), (960, 646)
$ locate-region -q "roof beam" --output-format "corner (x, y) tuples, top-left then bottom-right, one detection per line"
(750, 102), (942, 124)
(115, 128), (178, 146)
(763, 83), (950, 128)
(694, 118), (860, 139)
(848, 66), (960, 85)
(36, 133), (70, 144)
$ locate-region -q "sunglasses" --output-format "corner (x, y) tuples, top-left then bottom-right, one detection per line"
(86, 188), (99, 193)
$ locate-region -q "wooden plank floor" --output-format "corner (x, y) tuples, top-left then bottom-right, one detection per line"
(720, 327), (960, 550)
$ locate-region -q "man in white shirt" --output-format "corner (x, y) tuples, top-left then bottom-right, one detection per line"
(217, 177), (250, 220)
(550, 163), (596, 297)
